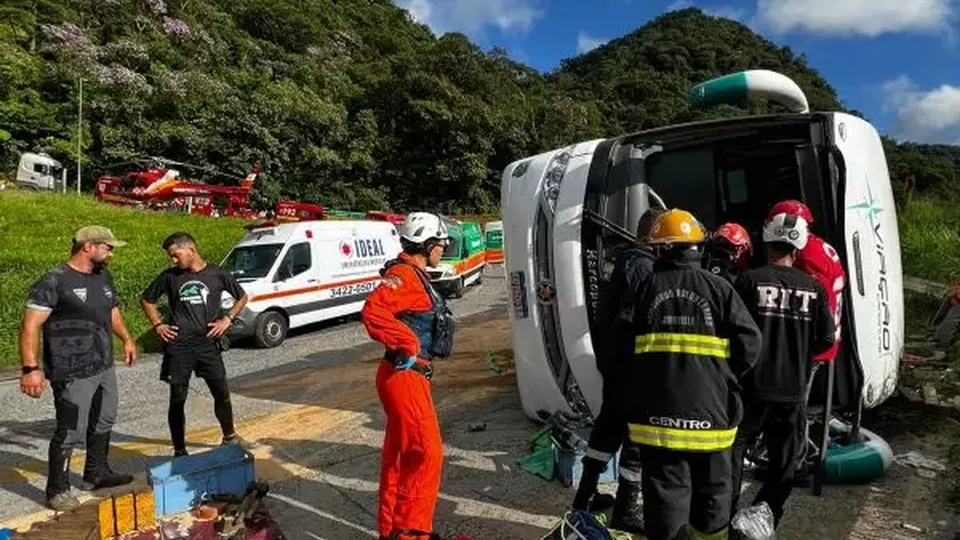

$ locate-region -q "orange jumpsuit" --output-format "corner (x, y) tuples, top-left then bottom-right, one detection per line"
(361, 253), (445, 539)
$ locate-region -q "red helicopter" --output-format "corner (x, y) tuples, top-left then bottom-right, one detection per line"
(93, 157), (264, 219)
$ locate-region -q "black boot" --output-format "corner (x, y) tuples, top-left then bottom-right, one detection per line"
(46, 446), (79, 511)
(609, 480), (645, 534)
(572, 456), (606, 510)
(82, 432), (133, 490)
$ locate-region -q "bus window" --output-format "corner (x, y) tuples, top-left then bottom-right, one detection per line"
(645, 146), (718, 227)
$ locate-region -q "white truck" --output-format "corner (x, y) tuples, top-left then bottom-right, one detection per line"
(501, 70), (904, 430)
(15, 152), (66, 191)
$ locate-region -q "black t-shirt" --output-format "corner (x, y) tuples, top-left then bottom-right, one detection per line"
(26, 265), (118, 382)
(141, 264), (246, 351)
(734, 264), (836, 403)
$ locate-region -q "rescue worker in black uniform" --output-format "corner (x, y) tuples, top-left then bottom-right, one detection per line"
(611, 208), (762, 540)
(730, 211), (835, 530)
(572, 207), (664, 516)
(703, 222), (754, 285)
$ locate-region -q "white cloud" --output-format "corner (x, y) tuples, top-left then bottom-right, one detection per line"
(708, 5), (747, 21)
(665, 0), (746, 21)
(882, 75), (960, 143)
(397, 0), (543, 36)
(577, 33), (608, 53)
(755, 0), (953, 37)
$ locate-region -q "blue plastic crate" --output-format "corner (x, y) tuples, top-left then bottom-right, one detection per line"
(148, 444), (255, 518)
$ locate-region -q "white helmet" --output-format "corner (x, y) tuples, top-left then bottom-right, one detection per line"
(399, 212), (450, 244)
(763, 212), (809, 250)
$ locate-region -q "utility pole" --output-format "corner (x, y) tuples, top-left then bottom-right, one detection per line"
(76, 77), (82, 196)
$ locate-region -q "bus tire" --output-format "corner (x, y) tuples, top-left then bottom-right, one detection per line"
(255, 311), (288, 348)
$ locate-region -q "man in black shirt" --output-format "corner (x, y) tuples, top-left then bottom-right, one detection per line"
(19, 226), (137, 511)
(573, 207), (662, 515)
(140, 232), (249, 457)
(731, 211), (835, 529)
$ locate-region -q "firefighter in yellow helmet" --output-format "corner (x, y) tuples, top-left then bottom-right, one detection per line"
(607, 208), (762, 540)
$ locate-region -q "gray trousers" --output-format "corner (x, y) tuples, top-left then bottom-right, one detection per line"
(50, 367), (118, 451)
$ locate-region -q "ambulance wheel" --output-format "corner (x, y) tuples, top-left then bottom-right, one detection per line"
(254, 311), (288, 348)
(452, 277), (465, 299)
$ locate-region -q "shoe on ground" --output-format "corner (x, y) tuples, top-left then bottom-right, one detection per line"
(46, 491), (81, 512)
(221, 433), (256, 450)
(174, 448), (189, 457)
(83, 469), (134, 490)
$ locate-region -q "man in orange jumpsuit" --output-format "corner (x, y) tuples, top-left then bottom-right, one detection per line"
(361, 212), (456, 540)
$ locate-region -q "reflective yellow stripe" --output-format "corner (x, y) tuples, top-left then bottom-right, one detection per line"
(635, 333), (729, 358)
(688, 525), (728, 540)
(627, 424), (737, 451)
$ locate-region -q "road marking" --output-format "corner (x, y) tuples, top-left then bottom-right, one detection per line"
(269, 493), (377, 537)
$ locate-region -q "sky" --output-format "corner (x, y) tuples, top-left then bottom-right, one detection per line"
(396, 0), (960, 145)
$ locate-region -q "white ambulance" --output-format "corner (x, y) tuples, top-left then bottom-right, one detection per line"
(220, 220), (402, 347)
(502, 70), (904, 424)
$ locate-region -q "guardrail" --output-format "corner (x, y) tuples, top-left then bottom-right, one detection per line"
(903, 276), (951, 298)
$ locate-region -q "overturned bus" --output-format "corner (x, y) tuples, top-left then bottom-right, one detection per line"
(500, 70), (904, 438)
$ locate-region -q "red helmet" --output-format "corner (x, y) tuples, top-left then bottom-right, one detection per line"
(712, 222), (753, 268)
(767, 200), (814, 225)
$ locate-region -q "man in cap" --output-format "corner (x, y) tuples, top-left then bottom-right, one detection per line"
(19, 226), (137, 511)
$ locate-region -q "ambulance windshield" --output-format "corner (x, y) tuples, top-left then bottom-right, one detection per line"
(223, 243), (284, 280)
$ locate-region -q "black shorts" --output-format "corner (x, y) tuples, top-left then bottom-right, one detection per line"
(160, 349), (225, 386)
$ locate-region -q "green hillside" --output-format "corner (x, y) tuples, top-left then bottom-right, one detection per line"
(7, 2), (943, 213)
(0, 191), (246, 365)
(2, 2), (960, 330)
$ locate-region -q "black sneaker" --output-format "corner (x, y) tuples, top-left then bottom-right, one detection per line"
(83, 469), (134, 490)
(174, 448), (189, 457)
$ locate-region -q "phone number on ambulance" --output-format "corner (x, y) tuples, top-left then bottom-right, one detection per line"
(330, 281), (377, 298)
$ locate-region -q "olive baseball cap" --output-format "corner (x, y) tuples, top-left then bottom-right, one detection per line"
(73, 226), (127, 247)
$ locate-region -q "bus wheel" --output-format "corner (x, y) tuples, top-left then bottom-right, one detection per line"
(255, 311), (288, 348)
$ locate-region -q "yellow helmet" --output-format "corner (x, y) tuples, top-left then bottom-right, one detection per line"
(648, 208), (706, 245)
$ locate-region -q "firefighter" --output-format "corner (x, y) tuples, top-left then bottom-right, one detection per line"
(610, 208), (762, 539)
(766, 200), (847, 370)
(361, 212), (456, 540)
(703, 222), (754, 285)
(572, 207), (663, 515)
(730, 211), (836, 529)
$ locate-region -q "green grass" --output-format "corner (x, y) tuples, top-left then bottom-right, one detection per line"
(0, 191), (247, 367)
(898, 198), (960, 283)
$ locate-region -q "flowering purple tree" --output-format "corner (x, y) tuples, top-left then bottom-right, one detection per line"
(162, 17), (190, 36)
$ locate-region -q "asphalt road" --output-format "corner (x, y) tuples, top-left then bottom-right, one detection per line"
(2, 265), (958, 539)
(0, 265), (511, 530)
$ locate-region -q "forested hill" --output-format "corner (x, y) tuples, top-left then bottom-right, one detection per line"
(0, 3), (950, 212)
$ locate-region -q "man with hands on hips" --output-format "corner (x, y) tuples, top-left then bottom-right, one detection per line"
(140, 232), (249, 457)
